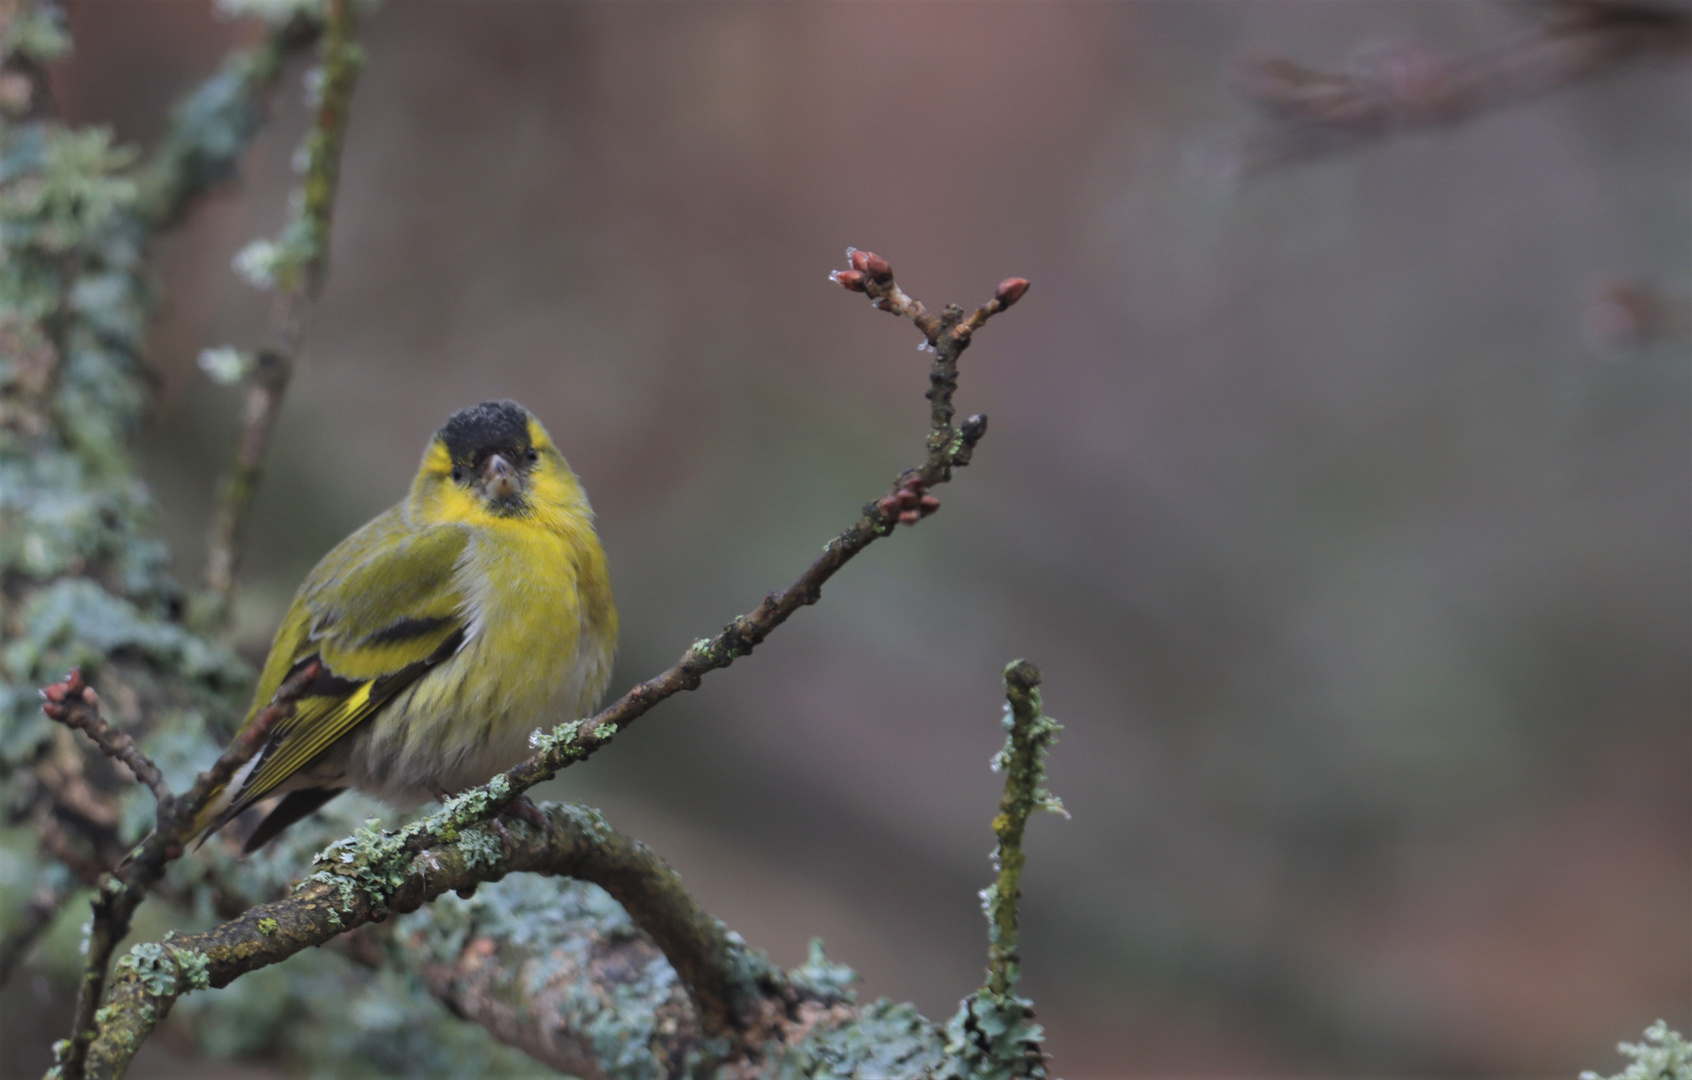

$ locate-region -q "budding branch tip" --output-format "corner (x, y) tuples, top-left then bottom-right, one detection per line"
(994, 277), (1030, 308)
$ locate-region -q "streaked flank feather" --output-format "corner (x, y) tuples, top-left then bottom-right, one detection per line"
(194, 400), (616, 850)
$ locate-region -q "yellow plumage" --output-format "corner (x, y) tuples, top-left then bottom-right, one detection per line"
(195, 400), (616, 851)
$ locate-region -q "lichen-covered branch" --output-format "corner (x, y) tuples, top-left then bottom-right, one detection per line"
(938, 660), (1066, 1080)
(1580, 1021), (1692, 1080)
(78, 802), (792, 1080)
(1233, 0), (1692, 174)
(401, 877), (703, 1080)
(394, 658), (1072, 1080)
(134, 16), (321, 228)
(199, 0), (364, 624)
(982, 661), (1064, 1000)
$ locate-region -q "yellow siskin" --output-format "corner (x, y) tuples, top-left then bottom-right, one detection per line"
(193, 400), (617, 851)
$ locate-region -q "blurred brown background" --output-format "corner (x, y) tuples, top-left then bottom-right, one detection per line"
(41, 1), (1692, 1076)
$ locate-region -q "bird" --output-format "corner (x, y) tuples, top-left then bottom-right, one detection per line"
(192, 399), (617, 852)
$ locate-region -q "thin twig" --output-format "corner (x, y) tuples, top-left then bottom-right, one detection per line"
(40, 670), (170, 806)
(1233, 0), (1691, 175)
(201, 0), (364, 623)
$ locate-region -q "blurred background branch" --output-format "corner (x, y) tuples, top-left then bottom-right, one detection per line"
(1233, 0), (1691, 174)
(197, 0), (362, 629)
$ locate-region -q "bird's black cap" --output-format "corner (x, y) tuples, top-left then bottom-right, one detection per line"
(438, 400), (531, 464)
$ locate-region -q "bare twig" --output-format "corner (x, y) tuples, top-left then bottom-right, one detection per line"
(200, 0), (364, 623)
(39, 671), (170, 806)
(1233, 0), (1691, 174)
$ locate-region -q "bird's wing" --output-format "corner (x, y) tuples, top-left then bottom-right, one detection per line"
(209, 514), (471, 830)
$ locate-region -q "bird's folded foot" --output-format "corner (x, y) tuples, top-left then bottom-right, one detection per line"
(504, 793), (549, 834)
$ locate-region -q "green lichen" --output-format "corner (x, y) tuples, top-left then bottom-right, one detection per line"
(937, 990), (1046, 1080)
(0, 1), (70, 62)
(303, 775), (523, 916)
(7, 579), (246, 684)
(173, 946), (212, 991)
(767, 998), (946, 1080)
(0, 126), (137, 254)
(527, 717), (583, 755)
(1582, 1022), (1692, 1080)
(787, 938), (857, 1005)
(400, 873), (683, 1080)
(174, 939), (549, 1077)
(217, 0), (330, 26)
(929, 661), (1062, 1079)
(195, 344), (255, 386)
(0, 19), (255, 799)
(257, 917), (278, 936)
(456, 828), (502, 870)
(113, 940), (213, 999)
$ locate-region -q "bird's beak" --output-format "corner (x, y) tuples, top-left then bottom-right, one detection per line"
(476, 453), (521, 503)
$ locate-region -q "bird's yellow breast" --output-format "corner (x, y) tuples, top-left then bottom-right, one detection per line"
(351, 504), (616, 803)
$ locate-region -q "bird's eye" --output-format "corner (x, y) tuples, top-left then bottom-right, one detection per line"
(451, 466), (463, 483)
(525, 448), (539, 464)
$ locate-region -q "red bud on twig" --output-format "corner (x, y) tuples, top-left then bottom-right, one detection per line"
(831, 269), (867, 293)
(847, 247), (893, 284)
(995, 277), (1030, 308)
